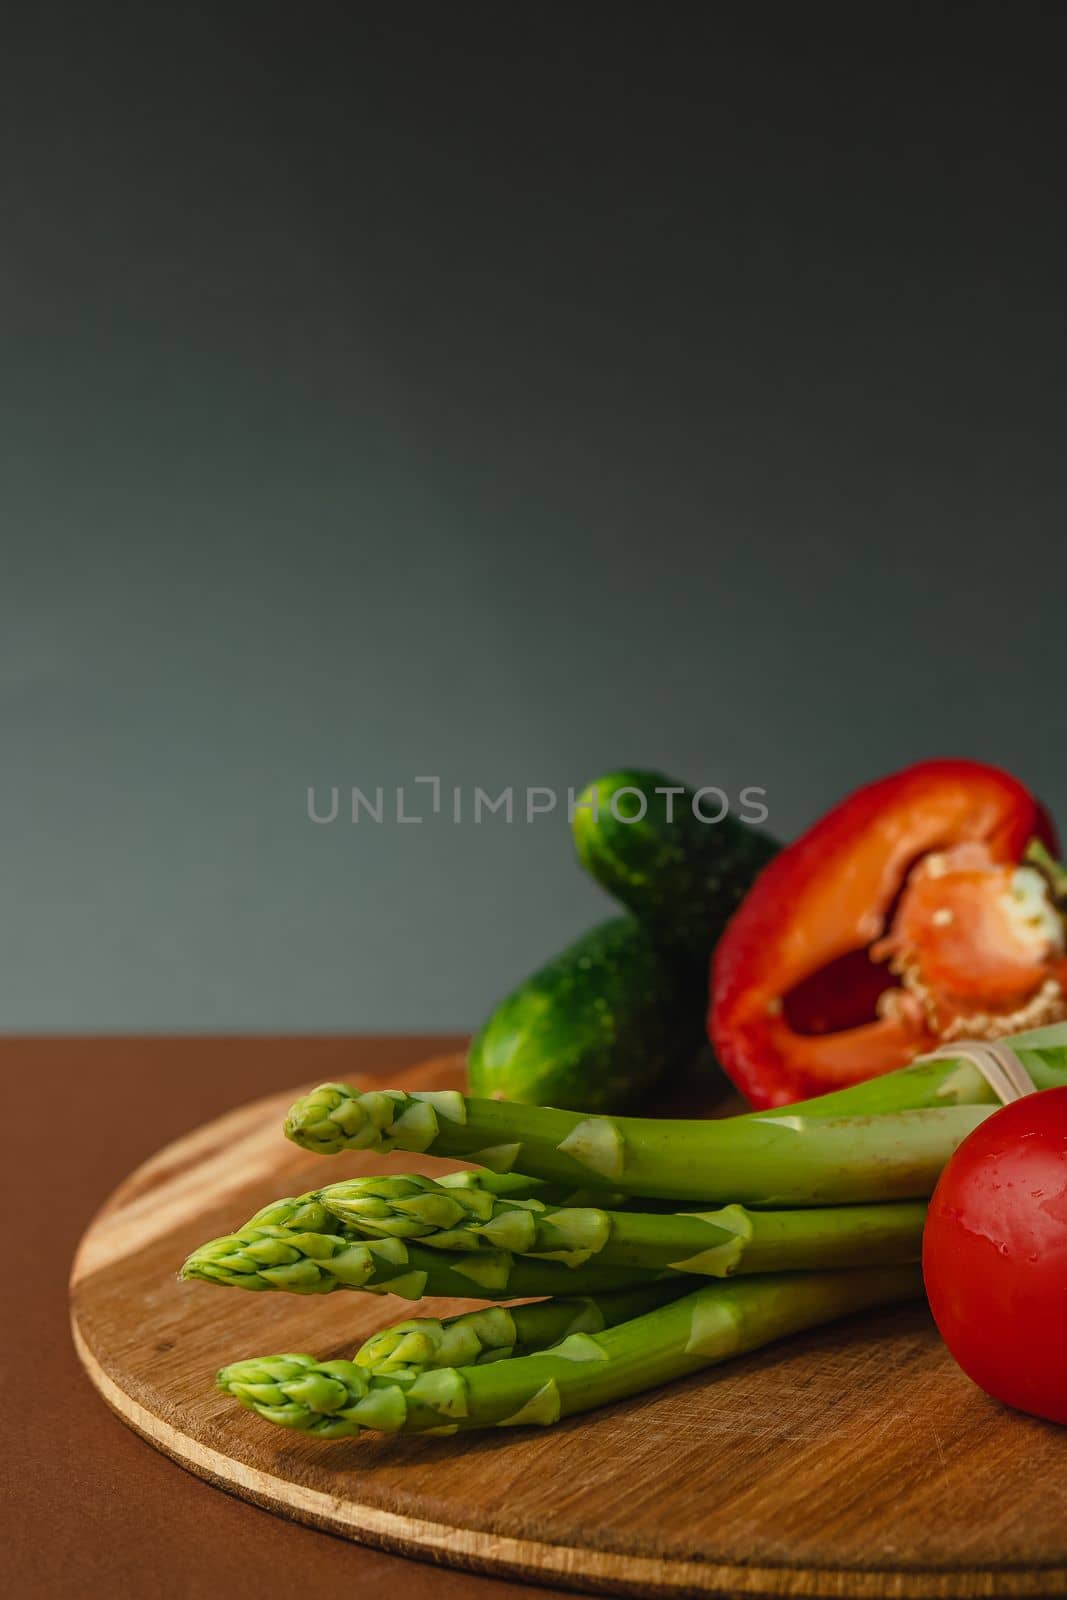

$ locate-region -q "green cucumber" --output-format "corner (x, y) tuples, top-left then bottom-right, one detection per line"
(572, 768), (777, 955)
(467, 917), (706, 1113)
(468, 769), (774, 1112)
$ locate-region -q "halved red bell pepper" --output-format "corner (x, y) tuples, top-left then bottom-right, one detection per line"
(709, 759), (1067, 1108)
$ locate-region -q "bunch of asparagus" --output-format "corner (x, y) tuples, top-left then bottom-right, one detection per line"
(183, 1023), (1067, 1442)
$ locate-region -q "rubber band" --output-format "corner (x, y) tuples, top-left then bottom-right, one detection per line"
(918, 1040), (1037, 1104)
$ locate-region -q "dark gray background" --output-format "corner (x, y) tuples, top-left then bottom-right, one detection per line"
(3, 6), (1065, 1030)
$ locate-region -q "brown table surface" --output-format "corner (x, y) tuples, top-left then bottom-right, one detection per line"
(3, 1036), (586, 1600)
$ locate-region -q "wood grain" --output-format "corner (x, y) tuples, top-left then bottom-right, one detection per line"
(70, 1053), (1067, 1598)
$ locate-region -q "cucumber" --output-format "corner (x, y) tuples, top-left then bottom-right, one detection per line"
(572, 768), (777, 955)
(468, 769), (775, 1112)
(467, 916), (706, 1113)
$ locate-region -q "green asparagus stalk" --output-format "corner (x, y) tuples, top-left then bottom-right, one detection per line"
(246, 1171), (633, 1236)
(200, 1174), (648, 1286)
(182, 1176), (661, 1305)
(318, 1173), (926, 1275)
(355, 1283), (691, 1376)
(243, 1167), (571, 1239)
(284, 1023), (1067, 1203)
(217, 1262), (923, 1438)
(772, 1020), (1067, 1116)
(283, 1084), (990, 1203)
(180, 1222), (668, 1300)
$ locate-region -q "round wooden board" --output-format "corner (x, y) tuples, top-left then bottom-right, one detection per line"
(71, 1054), (1067, 1599)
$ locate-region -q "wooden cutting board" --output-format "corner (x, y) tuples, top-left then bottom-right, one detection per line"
(70, 1053), (1067, 1599)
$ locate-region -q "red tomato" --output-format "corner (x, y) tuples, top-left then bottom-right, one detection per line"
(923, 1087), (1067, 1425)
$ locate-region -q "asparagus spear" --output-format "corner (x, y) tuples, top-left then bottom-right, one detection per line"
(284, 1025), (1067, 1203)
(247, 1172), (633, 1237)
(318, 1173), (927, 1275)
(180, 1222), (668, 1300)
(283, 1083), (991, 1203)
(355, 1283), (691, 1376)
(243, 1169), (566, 1239)
(216, 1262), (923, 1438)
(240, 1177), (721, 1267)
(182, 1178), (659, 1307)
